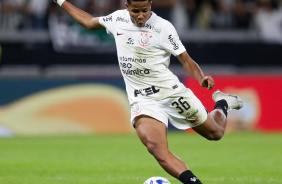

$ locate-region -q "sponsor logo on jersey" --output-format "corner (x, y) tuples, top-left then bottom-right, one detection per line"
(119, 56), (146, 63)
(103, 15), (112, 22)
(138, 33), (153, 47)
(116, 17), (129, 23)
(143, 23), (161, 33)
(168, 34), (179, 50)
(119, 55), (150, 76)
(121, 68), (150, 76)
(119, 61), (150, 76)
(127, 38), (134, 45)
(134, 86), (160, 97)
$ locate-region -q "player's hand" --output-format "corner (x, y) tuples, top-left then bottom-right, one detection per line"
(53, 0), (57, 3)
(200, 76), (214, 90)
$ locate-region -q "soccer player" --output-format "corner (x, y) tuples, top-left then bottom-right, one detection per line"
(53, 0), (243, 183)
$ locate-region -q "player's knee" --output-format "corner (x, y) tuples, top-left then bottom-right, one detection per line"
(146, 142), (167, 162)
(205, 131), (224, 141)
(146, 142), (160, 156)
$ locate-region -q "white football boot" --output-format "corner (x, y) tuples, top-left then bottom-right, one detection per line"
(212, 90), (243, 112)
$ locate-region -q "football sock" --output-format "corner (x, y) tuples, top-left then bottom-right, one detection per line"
(179, 170), (202, 184)
(214, 99), (228, 117)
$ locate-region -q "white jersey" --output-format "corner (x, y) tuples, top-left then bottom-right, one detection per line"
(99, 10), (187, 104)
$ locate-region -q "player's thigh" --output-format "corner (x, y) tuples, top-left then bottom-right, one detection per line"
(162, 88), (208, 130)
(131, 101), (169, 128)
(135, 115), (168, 149)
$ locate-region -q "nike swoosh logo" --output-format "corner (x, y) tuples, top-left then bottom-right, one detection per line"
(117, 32), (124, 36)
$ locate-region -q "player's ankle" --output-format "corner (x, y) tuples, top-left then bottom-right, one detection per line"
(214, 99), (228, 117)
(179, 170), (202, 184)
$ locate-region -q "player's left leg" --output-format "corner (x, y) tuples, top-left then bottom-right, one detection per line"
(192, 110), (227, 140)
(193, 90), (243, 140)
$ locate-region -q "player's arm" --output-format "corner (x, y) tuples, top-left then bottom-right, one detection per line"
(177, 51), (214, 90)
(53, 0), (105, 30)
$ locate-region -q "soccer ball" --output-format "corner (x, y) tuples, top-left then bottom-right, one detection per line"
(143, 176), (171, 184)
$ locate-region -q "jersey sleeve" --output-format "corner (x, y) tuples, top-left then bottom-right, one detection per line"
(99, 11), (119, 35)
(160, 21), (186, 56)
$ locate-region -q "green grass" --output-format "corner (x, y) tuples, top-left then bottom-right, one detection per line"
(0, 132), (281, 184)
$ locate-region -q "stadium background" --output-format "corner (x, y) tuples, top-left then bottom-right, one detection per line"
(0, 0), (281, 136)
(0, 1), (282, 184)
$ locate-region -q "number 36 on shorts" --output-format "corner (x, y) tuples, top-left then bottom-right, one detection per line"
(170, 96), (205, 124)
(171, 97), (191, 114)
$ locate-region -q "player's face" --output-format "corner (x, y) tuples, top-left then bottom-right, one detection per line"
(126, 1), (152, 27)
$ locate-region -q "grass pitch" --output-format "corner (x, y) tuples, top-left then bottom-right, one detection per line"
(0, 132), (281, 184)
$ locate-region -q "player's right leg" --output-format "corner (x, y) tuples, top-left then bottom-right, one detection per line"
(193, 90), (243, 140)
(134, 115), (189, 179)
(135, 115), (203, 184)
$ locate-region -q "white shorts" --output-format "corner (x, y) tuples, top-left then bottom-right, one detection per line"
(130, 88), (208, 130)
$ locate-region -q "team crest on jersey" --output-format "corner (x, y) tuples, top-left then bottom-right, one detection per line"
(131, 103), (142, 115)
(138, 33), (153, 47)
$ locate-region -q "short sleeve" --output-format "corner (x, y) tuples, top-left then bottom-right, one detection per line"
(160, 21), (186, 56)
(99, 11), (119, 35)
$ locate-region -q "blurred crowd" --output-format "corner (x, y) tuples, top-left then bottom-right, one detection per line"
(0, 0), (49, 30)
(0, 0), (282, 43)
